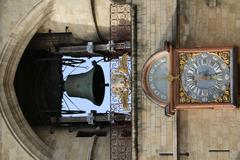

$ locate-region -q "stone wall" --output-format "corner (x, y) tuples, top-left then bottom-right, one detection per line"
(131, 0), (178, 159)
(38, 0), (111, 41)
(0, 1), (54, 159)
(34, 127), (110, 160)
(0, 115), (35, 160)
(178, 0), (240, 159)
(179, 0), (240, 48)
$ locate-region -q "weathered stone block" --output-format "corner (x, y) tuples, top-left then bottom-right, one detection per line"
(208, 0), (217, 7)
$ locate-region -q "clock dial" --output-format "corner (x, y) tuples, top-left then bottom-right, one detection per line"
(147, 56), (169, 102)
(142, 50), (171, 106)
(181, 52), (230, 102)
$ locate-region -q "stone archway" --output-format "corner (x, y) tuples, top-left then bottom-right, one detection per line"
(0, 0), (55, 159)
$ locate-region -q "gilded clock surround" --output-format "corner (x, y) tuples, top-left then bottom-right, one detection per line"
(178, 51), (231, 104)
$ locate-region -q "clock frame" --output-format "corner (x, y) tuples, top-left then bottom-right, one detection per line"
(141, 50), (173, 107)
(141, 45), (238, 114)
(173, 47), (238, 109)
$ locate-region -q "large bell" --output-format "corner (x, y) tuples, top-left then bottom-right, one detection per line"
(65, 64), (105, 106)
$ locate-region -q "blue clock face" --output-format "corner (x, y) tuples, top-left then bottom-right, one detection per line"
(147, 56), (169, 103)
(181, 52), (230, 102)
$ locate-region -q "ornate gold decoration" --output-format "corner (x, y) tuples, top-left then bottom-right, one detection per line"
(166, 74), (179, 82)
(112, 53), (131, 110)
(118, 53), (129, 74)
(178, 51), (231, 104)
(216, 51), (230, 65)
(179, 52), (194, 72)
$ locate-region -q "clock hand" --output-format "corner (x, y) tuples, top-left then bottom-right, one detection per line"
(158, 74), (179, 81)
(194, 73), (220, 80)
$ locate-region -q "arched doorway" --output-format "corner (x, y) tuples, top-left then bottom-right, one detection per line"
(0, 0), (55, 159)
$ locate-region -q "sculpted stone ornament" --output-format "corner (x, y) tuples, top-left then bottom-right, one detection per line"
(142, 43), (238, 115)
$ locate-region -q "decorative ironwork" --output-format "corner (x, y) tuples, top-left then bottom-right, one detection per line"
(110, 54), (132, 160)
(110, 4), (132, 160)
(110, 4), (131, 41)
(111, 53), (131, 111)
(111, 123), (132, 160)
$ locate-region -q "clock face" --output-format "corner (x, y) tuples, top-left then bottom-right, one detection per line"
(147, 56), (169, 102)
(181, 52), (230, 102)
(142, 51), (170, 105)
